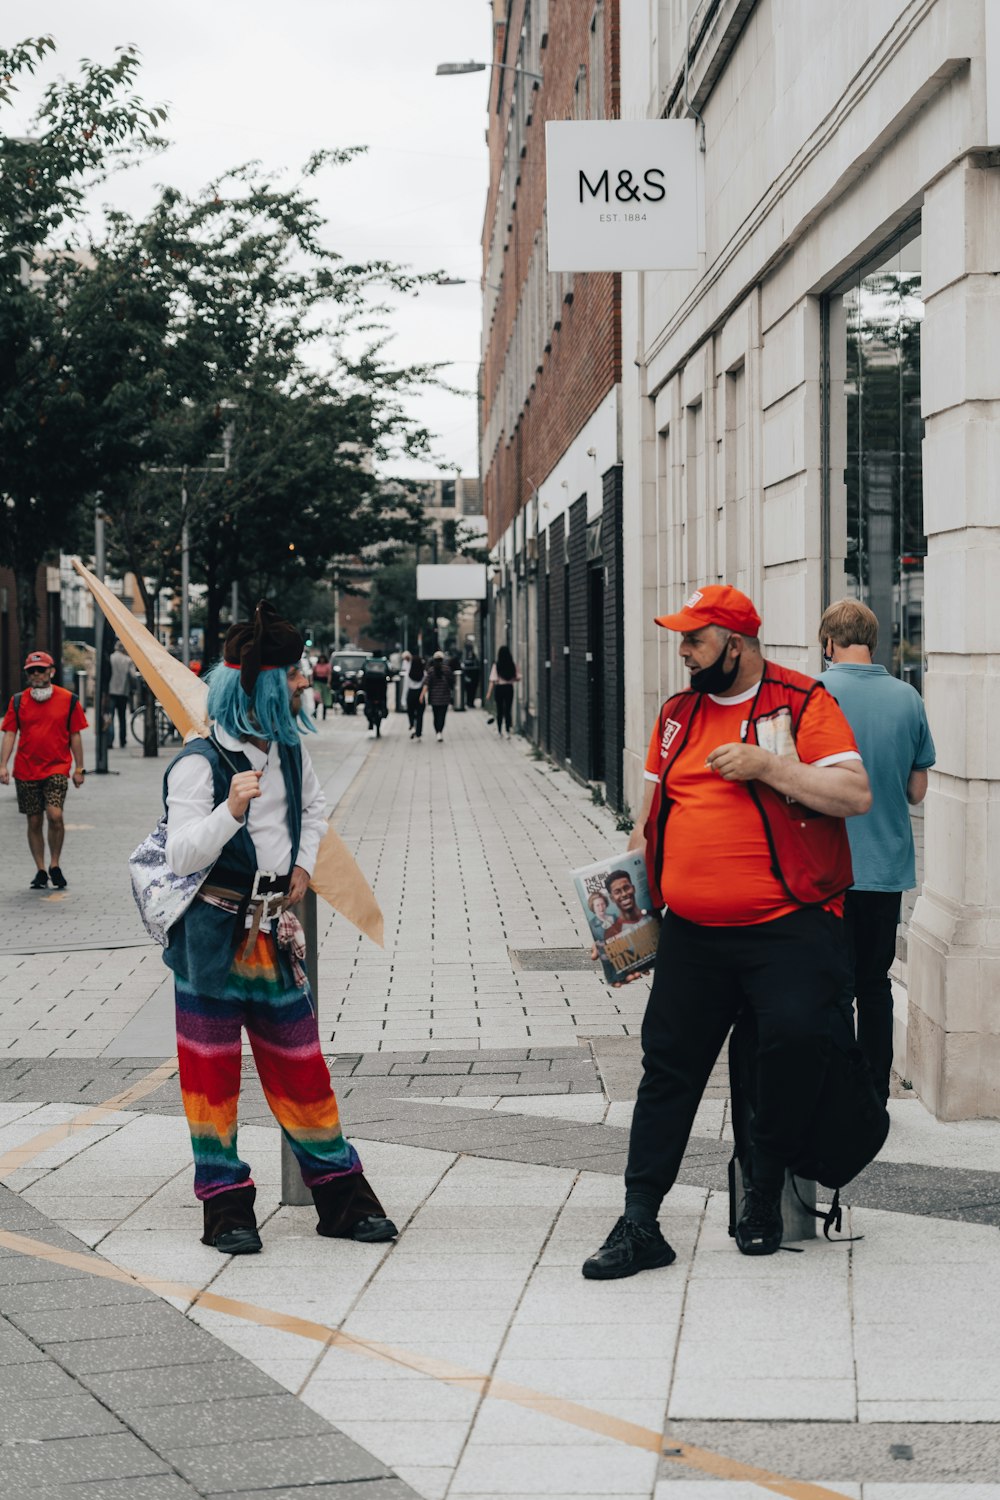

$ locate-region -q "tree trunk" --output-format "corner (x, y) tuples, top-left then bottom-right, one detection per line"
(143, 597), (159, 758)
(203, 579), (224, 674)
(14, 564), (39, 664)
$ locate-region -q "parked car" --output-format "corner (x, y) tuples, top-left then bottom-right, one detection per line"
(330, 650), (372, 714)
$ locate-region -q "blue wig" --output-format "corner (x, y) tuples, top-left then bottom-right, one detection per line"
(205, 663), (316, 746)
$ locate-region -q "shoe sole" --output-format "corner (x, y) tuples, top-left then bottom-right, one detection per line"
(581, 1245), (676, 1280)
(734, 1232), (782, 1256)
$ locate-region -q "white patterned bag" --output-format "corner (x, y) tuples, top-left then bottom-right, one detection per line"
(129, 815), (214, 946)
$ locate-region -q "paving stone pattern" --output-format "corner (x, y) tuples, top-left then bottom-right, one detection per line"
(0, 1184), (419, 1500)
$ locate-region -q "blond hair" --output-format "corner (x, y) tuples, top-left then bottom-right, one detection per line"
(819, 599), (878, 652)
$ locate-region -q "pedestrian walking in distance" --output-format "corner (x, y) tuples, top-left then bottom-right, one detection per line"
(582, 585), (871, 1278)
(0, 651), (88, 890)
(403, 652), (426, 740)
(486, 645), (520, 736)
(108, 640), (132, 749)
(819, 599), (935, 1103)
(422, 650), (453, 743)
(162, 600), (396, 1255)
(312, 652), (332, 720)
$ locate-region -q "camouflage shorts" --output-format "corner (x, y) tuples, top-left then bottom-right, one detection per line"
(15, 775), (69, 816)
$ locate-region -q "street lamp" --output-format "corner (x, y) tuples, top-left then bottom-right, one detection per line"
(435, 276), (503, 292)
(435, 60), (543, 83)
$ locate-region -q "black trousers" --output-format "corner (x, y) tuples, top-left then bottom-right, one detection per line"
(109, 695), (128, 747)
(842, 889), (900, 1104)
(406, 689), (425, 737)
(625, 907), (851, 1204)
(431, 703), (448, 734)
(494, 683), (514, 734)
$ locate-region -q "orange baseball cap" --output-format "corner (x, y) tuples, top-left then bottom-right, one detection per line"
(24, 650), (55, 670)
(655, 585), (761, 636)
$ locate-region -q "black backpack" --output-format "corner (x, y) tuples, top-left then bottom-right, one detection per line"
(12, 690), (80, 732)
(728, 1009), (890, 1239)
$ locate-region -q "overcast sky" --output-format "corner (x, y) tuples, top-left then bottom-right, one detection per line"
(11, 1), (492, 477)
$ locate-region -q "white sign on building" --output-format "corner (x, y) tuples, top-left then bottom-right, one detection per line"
(416, 564), (487, 601)
(545, 119), (702, 273)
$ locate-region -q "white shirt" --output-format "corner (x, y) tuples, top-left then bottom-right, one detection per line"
(165, 724), (327, 882)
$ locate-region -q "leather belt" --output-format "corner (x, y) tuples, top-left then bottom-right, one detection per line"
(200, 870), (291, 960)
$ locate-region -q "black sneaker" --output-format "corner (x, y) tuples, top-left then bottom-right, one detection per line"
(210, 1226), (262, 1255)
(735, 1186), (784, 1256)
(350, 1214), (398, 1243)
(582, 1215), (676, 1280)
(30, 870), (48, 890)
(49, 866), (67, 889)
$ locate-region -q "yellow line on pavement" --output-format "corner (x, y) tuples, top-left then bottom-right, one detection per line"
(0, 1057), (178, 1183)
(0, 1227), (851, 1500)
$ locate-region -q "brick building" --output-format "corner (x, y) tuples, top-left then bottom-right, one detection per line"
(480, 0), (626, 808)
(0, 564), (63, 709)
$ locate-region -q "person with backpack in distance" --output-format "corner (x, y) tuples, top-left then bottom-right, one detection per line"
(421, 651), (454, 742)
(0, 651), (88, 890)
(581, 586), (873, 1278)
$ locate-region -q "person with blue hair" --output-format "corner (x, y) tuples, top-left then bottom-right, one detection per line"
(162, 600), (397, 1255)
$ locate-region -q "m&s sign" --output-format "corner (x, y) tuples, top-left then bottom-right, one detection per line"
(545, 120), (702, 273)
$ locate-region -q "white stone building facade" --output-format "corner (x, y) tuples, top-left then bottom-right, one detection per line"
(618, 0), (1000, 1118)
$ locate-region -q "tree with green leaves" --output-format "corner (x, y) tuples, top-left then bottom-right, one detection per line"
(0, 37), (168, 653)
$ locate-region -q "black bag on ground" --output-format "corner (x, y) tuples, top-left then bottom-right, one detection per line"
(727, 1008), (889, 1239)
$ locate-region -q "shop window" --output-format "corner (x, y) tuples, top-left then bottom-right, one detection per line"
(825, 227), (925, 691)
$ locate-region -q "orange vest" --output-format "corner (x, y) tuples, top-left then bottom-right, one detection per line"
(644, 663), (854, 913)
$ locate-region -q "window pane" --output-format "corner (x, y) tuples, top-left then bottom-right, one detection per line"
(839, 231), (925, 692)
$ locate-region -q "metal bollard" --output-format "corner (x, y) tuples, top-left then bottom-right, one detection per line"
(281, 887), (320, 1206)
(76, 669), (88, 713)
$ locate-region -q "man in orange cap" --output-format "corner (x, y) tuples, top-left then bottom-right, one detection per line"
(582, 586), (871, 1276)
(1, 652), (88, 889)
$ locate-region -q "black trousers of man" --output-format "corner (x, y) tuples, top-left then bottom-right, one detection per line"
(842, 889), (900, 1104)
(109, 694), (128, 748)
(625, 907), (851, 1210)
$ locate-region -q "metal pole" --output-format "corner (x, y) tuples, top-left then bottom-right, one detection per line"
(94, 510), (108, 774)
(180, 470), (190, 668)
(281, 887), (320, 1206)
(231, 580), (239, 624)
(333, 581), (340, 649)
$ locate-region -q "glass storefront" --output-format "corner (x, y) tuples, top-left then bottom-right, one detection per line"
(826, 228), (926, 691)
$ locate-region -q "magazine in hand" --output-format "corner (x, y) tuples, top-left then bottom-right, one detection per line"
(571, 850), (661, 986)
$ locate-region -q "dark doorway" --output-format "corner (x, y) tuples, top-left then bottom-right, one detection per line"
(588, 563), (605, 781)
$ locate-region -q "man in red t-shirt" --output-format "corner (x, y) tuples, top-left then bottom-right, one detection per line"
(582, 586), (871, 1279)
(0, 652), (88, 890)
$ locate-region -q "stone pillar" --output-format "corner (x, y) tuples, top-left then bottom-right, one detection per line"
(907, 156), (1000, 1119)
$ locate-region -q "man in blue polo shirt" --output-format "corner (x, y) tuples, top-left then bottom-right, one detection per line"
(819, 599), (936, 1101)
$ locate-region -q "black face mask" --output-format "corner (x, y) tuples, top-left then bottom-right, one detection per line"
(690, 641), (740, 695)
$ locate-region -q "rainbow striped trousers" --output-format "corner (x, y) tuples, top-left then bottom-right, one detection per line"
(175, 932), (361, 1201)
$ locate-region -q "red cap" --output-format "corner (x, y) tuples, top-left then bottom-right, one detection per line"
(24, 650), (55, 670)
(655, 585), (761, 636)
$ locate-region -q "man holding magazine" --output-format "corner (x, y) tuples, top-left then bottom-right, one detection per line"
(582, 585), (871, 1277)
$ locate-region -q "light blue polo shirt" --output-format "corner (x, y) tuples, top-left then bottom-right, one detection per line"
(822, 663), (935, 892)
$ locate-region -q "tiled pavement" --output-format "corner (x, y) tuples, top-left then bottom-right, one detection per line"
(2, 709), (1000, 1498)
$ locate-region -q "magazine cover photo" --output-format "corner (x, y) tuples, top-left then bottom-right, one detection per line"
(572, 850), (661, 986)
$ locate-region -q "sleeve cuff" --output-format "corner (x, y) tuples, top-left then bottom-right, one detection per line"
(643, 770), (660, 782)
(810, 750), (863, 768)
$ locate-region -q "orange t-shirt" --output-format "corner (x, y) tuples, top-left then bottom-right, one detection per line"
(2, 686), (88, 781)
(644, 683), (860, 925)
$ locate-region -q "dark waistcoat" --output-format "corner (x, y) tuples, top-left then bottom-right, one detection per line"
(162, 735), (303, 995)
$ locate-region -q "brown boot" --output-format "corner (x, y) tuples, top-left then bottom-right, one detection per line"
(311, 1172), (397, 1242)
(201, 1184), (262, 1254)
